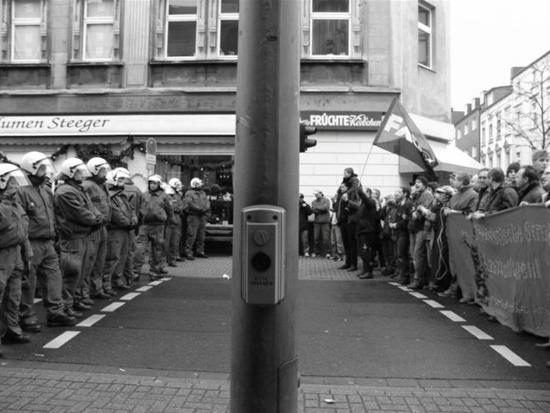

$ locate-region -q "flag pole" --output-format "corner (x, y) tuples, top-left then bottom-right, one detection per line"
(359, 141), (375, 181)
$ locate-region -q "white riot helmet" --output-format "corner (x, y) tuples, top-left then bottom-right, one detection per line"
(60, 158), (88, 180)
(86, 157), (111, 176)
(0, 163), (29, 190)
(148, 174), (162, 184)
(190, 177), (203, 188)
(105, 170), (116, 186)
(162, 182), (175, 195)
(168, 177), (182, 190)
(112, 167), (131, 187)
(21, 151), (55, 177)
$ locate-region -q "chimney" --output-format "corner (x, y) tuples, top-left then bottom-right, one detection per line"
(474, 98), (480, 108)
(466, 104), (472, 113)
(510, 66), (525, 79)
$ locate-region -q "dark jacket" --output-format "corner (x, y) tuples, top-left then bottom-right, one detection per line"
(356, 189), (380, 235)
(107, 186), (136, 230)
(140, 188), (173, 225)
(17, 183), (56, 240)
(475, 186), (490, 211)
(391, 198), (412, 235)
(0, 188), (30, 249)
(449, 186), (478, 214)
(482, 184), (518, 213)
(82, 177), (112, 225)
(299, 200), (312, 231)
(517, 182), (544, 204)
(380, 202), (398, 237)
(123, 183), (143, 217)
(168, 193), (185, 226)
(53, 180), (104, 240)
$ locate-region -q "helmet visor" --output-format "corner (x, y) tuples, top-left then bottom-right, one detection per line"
(35, 158), (57, 177)
(1, 169), (30, 189)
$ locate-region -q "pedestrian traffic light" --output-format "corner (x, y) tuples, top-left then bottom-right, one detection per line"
(299, 122), (317, 152)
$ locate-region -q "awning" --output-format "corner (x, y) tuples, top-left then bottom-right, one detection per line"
(409, 113), (455, 142)
(399, 140), (483, 175)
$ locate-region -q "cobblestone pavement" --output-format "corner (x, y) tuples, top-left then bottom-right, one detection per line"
(1, 362), (550, 413)
(2, 256), (549, 412)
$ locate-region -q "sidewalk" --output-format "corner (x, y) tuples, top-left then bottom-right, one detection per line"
(1, 360), (550, 412)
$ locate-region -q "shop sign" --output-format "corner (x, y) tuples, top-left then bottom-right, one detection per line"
(300, 111), (384, 131)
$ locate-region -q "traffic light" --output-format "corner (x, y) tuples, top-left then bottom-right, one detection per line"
(299, 122), (317, 152)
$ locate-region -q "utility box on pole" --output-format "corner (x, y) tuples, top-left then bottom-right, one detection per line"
(230, 1), (300, 412)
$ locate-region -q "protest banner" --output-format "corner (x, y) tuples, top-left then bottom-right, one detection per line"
(445, 214), (477, 301)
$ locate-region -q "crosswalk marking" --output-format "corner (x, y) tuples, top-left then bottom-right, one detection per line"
(440, 310), (466, 322)
(148, 280), (164, 286)
(43, 331), (80, 349)
(77, 314), (106, 327)
(409, 292), (428, 299)
(136, 286), (153, 292)
(101, 302), (126, 312)
(490, 345), (531, 367)
(423, 299), (444, 309)
(462, 325), (493, 340)
(120, 292), (140, 301)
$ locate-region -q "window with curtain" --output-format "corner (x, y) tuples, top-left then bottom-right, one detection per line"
(310, 0), (350, 57)
(166, 0), (198, 58)
(0, 0), (47, 62)
(418, 3), (433, 68)
(72, 0), (120, 61)
(218, 0), (238, 57)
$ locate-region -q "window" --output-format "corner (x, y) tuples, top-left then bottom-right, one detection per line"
(217, 0), (238, 58)
(481, 127), (486, 145)
(418, 3), (433, 68)
(464, 124), (469, 135)
(310, 0), (350, 57)
(471, 119), (477, 131)
(471, 147), (477, 159)
(166, 0), (198, 58)
(456, 128), (462, 139)
(72, 0), (121, 61)
(0, 0), (47, 62)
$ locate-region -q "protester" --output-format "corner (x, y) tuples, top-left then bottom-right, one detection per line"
(379, 194), (397, 276)
(407, 176), (434, 290)
(82, 157), (112, 301)
(0, 163), (33, 350)
(134, 174), (173, 278)
(311, 190), (331, 258)
(355, 187), (379, 279)
(340, 168), (362, 272)
(17, 152), (75, 329)
(329, 190), (344, 261)
(516, 165), (544, 205)
(505, 162), (520, 189)
(531, 149), (549, 179)
(299, 194), (312, 256)
(473, 168), (490, 211)
(389, 187), (412, 285)
(471, 167), (518, 218)
(54, 158), (104, 319)
(183, 178), (210, 260)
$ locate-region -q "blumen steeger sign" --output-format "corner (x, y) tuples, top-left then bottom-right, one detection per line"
(300, 111), (384, 130)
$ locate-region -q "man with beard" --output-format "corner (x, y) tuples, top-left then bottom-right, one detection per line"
(55, 158), (104, 319)
(17, 152), (76, 330)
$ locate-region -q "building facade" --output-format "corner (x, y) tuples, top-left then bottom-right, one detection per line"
(453, 98), (480, 162)
(0, 0), (468, 214)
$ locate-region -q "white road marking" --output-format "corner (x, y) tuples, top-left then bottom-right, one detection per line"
(388, 282), (400, 286)
(43, 331), (80, 349)
(33, 298), (42, 304)
(161, 277), (171, 281)
(77, 314), (106, 327)
(136, 286), (153, 292)
(409, 292), (428, 299)
(101, 302), (126, 312)
(423, 299), (444, 309)
(462, 325), (494, 340)
(120, 292), (140, 301)
(490, 345), (531, 367)
(148, 280), (164, 286)
(440, 310), (466, 322)
(398, 286), (412, 292)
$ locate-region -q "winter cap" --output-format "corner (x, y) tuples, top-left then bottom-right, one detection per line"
(344, 167), (355, 175)
(436, 185), (455, 196)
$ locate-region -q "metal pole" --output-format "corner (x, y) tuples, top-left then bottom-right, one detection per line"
(230, 0), (300, 412)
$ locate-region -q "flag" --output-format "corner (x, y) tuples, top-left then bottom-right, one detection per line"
(373, 97), (438, 171)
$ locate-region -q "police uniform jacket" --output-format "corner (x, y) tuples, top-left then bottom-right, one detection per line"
(82, 178), (112, 225)
(140, 188), (173, 225)
(17, 183), (56, 240)
(183, 189), (210, 217)
(168, 193), (184, 226)
(0, 189), (30, 249)
(108, 186), (135, 230)
(54, 180), (104, 240)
